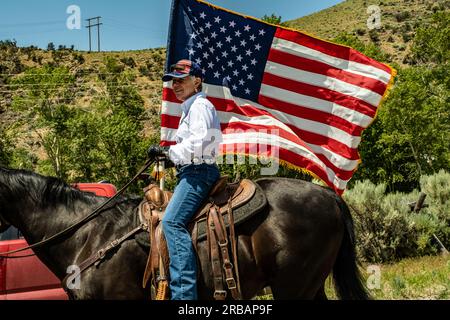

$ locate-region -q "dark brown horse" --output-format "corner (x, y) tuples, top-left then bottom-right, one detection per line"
(0, 166), (369, 300)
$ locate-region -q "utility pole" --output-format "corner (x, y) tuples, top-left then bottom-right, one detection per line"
(86, 16), (102, 52)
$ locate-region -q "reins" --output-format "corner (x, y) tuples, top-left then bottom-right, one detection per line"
(0, 158), (155, 259)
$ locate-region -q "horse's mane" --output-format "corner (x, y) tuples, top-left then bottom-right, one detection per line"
(0, 167), (142, 227)
(0, 167), (99, 207)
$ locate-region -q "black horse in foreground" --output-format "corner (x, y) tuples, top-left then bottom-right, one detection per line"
(0, 167), (369, 300)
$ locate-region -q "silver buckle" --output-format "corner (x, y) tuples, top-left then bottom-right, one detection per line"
(214, 290), (227, 299)
(226, 278), (237, 290)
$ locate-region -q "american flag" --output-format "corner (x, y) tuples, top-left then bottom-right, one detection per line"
(160, 0), (396, 194)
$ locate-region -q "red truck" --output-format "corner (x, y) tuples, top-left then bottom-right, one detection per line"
(0, 183), (117, 300)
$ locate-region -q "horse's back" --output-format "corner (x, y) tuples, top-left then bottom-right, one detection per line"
(255, 177), (343, 222)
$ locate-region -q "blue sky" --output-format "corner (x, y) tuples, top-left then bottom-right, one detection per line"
(0, 0), (343, 51)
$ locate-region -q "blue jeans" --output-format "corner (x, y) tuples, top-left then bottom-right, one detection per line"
(161, 163), (220, 300)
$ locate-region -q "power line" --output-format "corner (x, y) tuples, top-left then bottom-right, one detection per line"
(102, 17), (165, 34)
(86, 17), (102, 52)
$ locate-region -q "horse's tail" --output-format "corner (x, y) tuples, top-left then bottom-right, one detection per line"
(332, 195), (370, 300)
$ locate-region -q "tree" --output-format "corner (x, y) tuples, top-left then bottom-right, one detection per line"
(58, 57), (157, 190)
(334, 28), (449, 192)
(377, 66), (450, 190)
(47, 42), (55, 51)
(350, 63), (449, 192)
(410, 11), (450, 65)
(261, 14), (287, 27)
(10, 66), (77, 179)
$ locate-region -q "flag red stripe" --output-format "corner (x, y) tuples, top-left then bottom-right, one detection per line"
(161, 113), (179, 129)
(278, 147), (344, 194)
(162, 88), (182, 104)
(223, 122), (355, 180)
(219, 143), (344, 193)
(262, 72), (377, 118)
(222, 122), (311, 150)
(268, 48), (388, 96)
(160, 140), (176, 147)
(274, 28), (392, 75)
(258, 94), (365, 137)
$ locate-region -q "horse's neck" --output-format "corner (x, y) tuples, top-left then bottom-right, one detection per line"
(15, 198), (105, 278)
(22, 203), (81, 241)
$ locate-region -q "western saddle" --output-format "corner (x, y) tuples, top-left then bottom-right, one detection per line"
(138, 175), (257, 300)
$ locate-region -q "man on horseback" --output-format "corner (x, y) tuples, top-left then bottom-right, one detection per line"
(148, 59), (222, 300)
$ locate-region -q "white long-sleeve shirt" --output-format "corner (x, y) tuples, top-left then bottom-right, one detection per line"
(168, 92), (223, 166)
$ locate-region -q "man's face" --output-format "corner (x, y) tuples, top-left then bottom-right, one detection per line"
(172, 76), (199, 102)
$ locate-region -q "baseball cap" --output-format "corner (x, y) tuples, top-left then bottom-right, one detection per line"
(162, 59), (203, 82)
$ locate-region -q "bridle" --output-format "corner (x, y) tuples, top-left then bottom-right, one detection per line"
(0, 158), (155, 259)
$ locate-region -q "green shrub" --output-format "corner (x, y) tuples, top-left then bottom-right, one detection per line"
(120, 56), (136, 68)
(419, 170), (450, 245)
(139, 65), (149, 76)
(402, 32), (412, 43)
(394, 11), (411, 22)
(72, 53), (85, 65)
(344, 180), (416, 263)
(345, 171), (450, 263)
(369, 29), (380, 42)
(355, 28), (366, 36)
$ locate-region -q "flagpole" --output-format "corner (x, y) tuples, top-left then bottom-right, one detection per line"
(159, 160), (165, 191)
(160, 0), (180, 189)
(164, 0), (181, 73)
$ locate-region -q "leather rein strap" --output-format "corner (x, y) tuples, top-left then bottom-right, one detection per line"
(61, 223), (148, 290)
(208, 199), (242, 300)
(0, 159), (155, 258)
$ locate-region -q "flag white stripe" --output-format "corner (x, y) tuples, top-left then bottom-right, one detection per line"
(265, 61), (383, 107)
(162, 101), (182, 117)
(271, 37), (392, 84)
(305, 143), (358, 171)
(161, 127), (178, 142)
(219, 112), (297, 137)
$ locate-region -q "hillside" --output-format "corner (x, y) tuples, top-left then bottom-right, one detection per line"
(1, 0), (448, 184)
(286, 0), (449, 65)
(0, 46), (165, 133)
